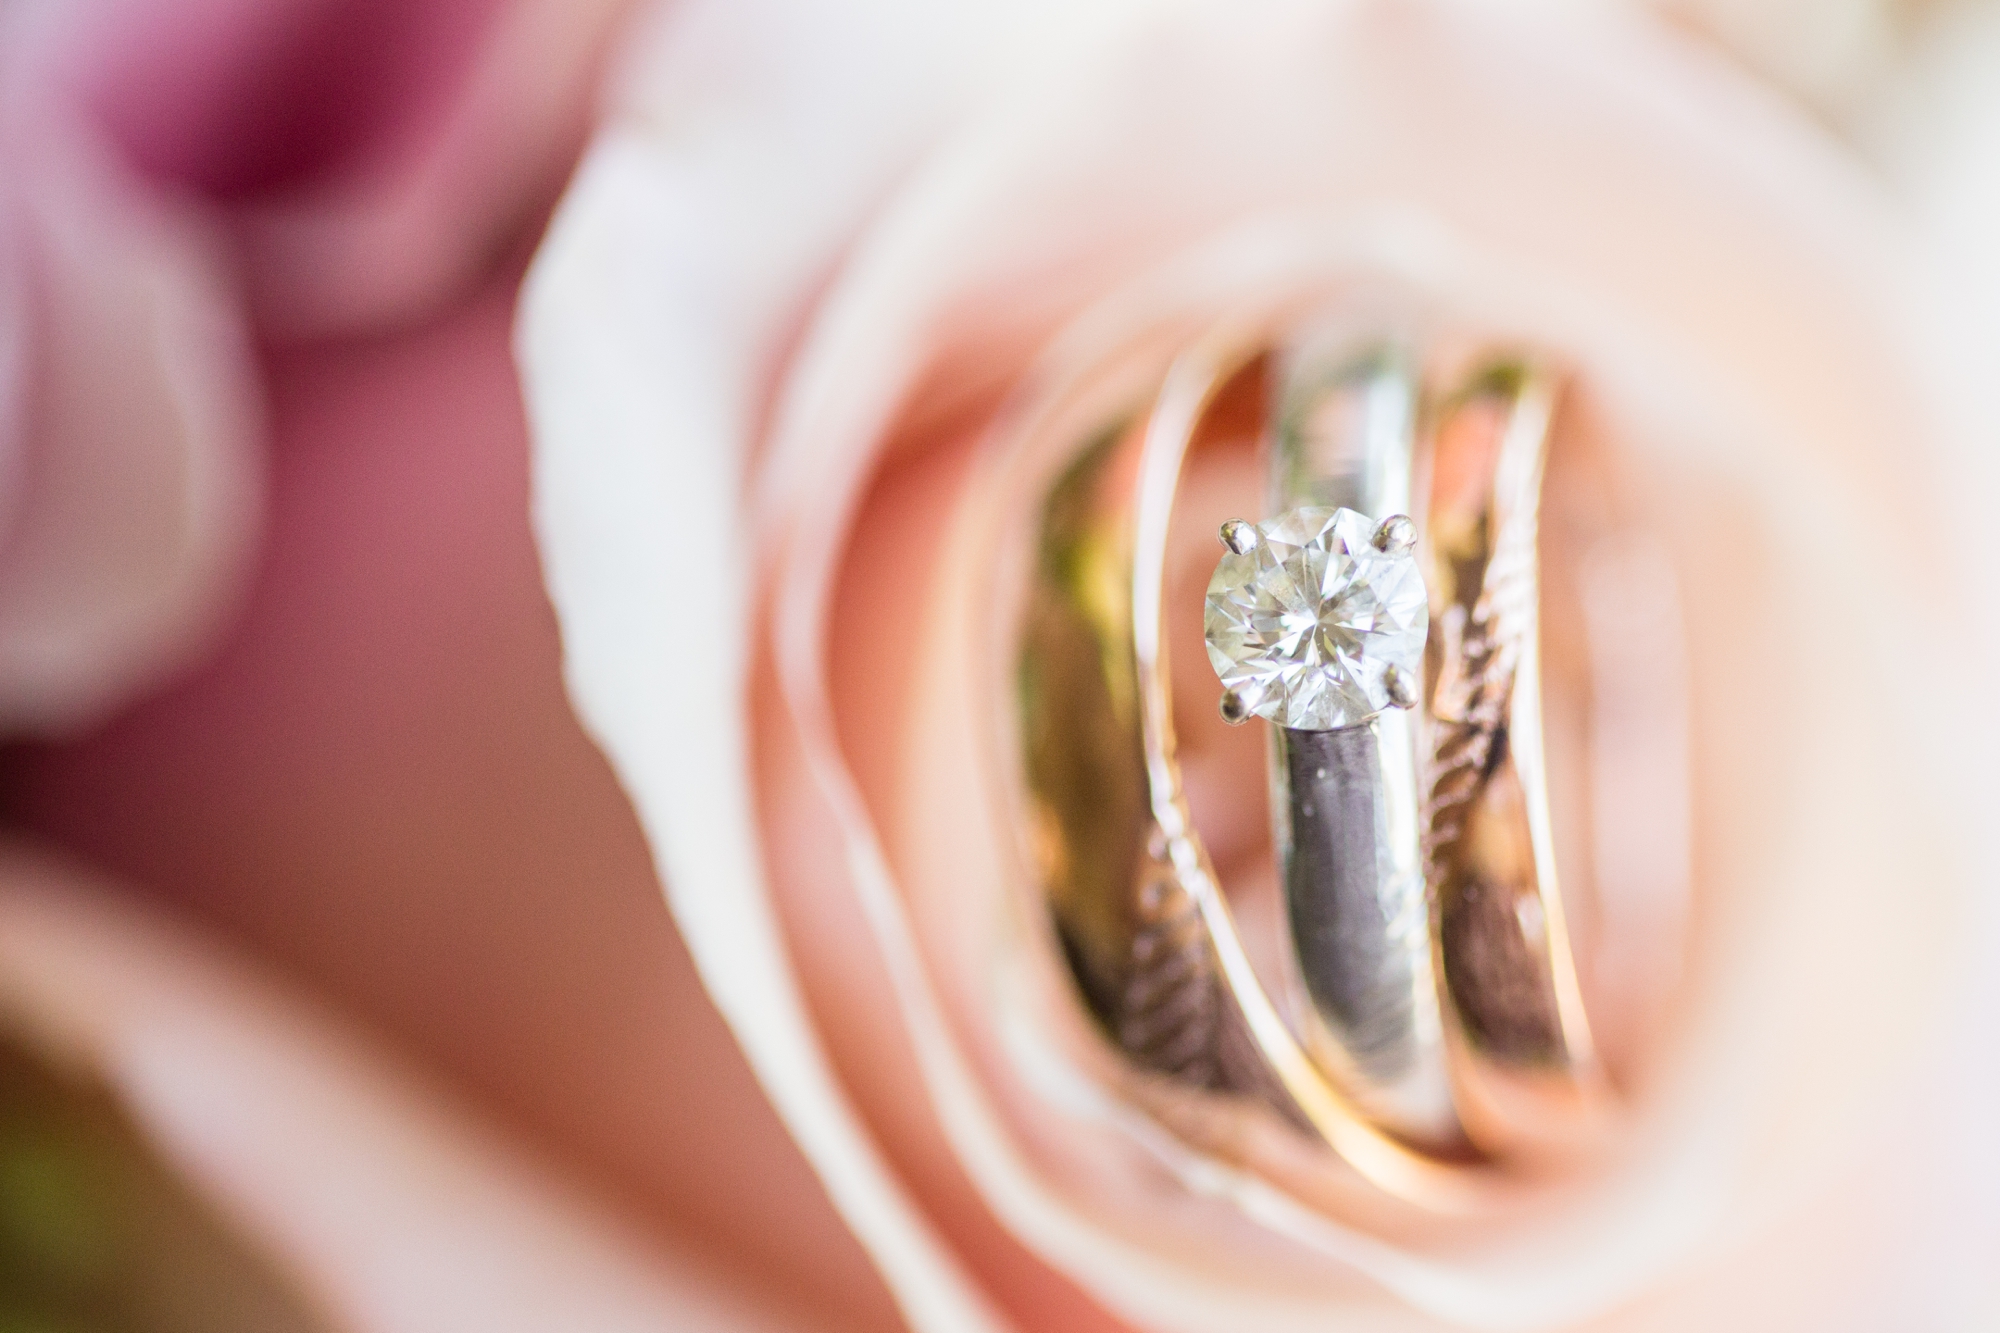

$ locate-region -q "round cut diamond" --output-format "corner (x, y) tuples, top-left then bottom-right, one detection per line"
(1203, 506), (1429, 730)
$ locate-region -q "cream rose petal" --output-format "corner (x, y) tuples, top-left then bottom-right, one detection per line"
(1844, 10), (2000, 1317)
(1864, 0), (2000, 569)
(1634, 0), (1902, 114)
(528, 0), (1972, 1329)
(0, 843), (821, 1333)
(768, 0), (1962, 1318)
(518, 0), (1143, 1329)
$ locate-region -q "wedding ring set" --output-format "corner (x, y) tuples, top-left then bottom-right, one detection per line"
(1016, 320), (1619, 1197)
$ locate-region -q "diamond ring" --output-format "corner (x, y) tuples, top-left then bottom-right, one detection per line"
(1011, 306), (1619, 1204)
(1194, 343), (1609, 1154)
(1202, 346), (1457, 1148)
(1204, 505), (1428, 732)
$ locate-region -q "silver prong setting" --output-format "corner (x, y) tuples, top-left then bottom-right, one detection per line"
(1371, 514), (1416, 555)
(1383, 664), (1420, 710)
(1219, 519), (1259, 555)
(1219, 689), (1251, 726)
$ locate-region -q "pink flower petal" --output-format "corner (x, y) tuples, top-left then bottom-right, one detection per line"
(70, 0), (636, 338)
(13, 270), (902, 1325)
(0, 11), (260, 731)
(0, 842), (828, 1333)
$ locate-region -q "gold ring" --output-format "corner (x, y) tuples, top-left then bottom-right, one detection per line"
(1009, 292), (1629, 1209)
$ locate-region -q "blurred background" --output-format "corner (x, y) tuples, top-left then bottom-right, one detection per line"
(0, 0), (899, 1328)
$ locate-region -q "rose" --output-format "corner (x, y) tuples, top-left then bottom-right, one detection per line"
(523, 0), (1989, 1328)
(0, 0), (633, 732)
(3, 0), (1993, 1329)
(0, 0), (864, 1328)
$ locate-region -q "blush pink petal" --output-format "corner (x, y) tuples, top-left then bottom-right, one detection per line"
(11, 273), (898, 1325)
(229, 0), (638, 339)
(0, 8), (260, 732)
(0, 843), (827, 1333)
(70, 0), (636, 339)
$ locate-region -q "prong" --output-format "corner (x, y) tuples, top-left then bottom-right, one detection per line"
(1219, 519), (1259, 555)
(1371, 514), (1416, 555)
(1384, 664), (1419, 710)
(1219, 689), (1251, 726)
